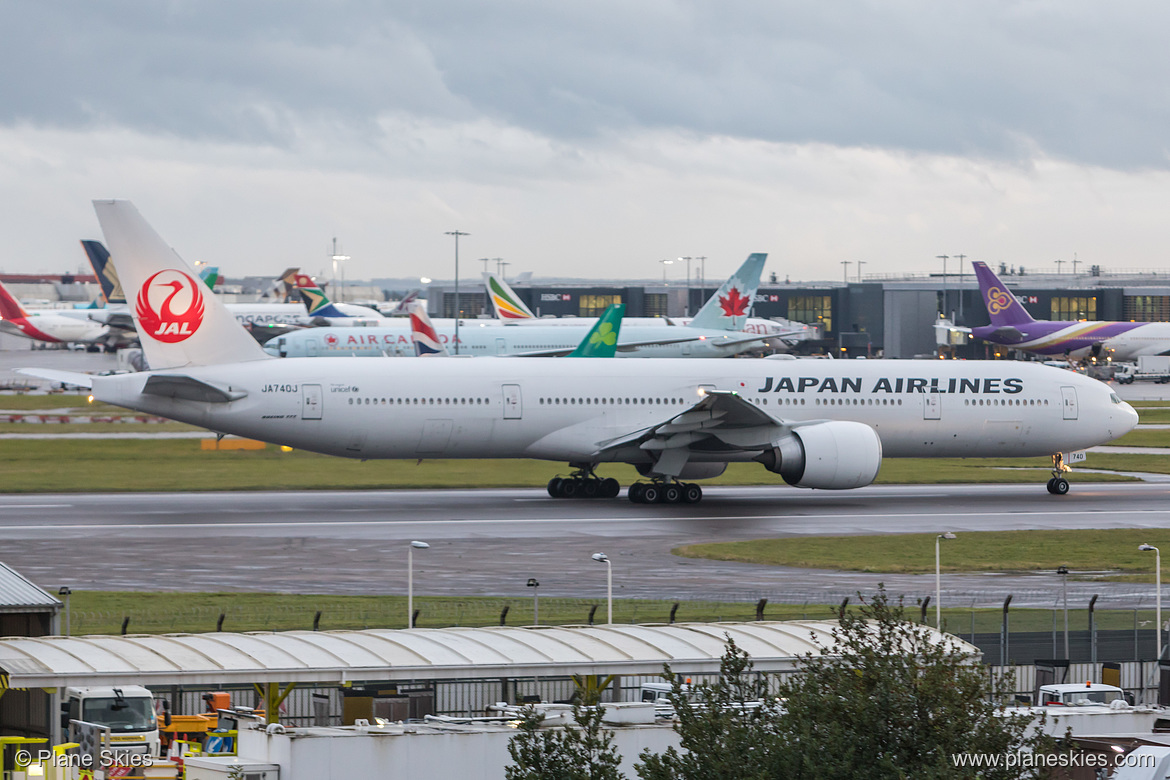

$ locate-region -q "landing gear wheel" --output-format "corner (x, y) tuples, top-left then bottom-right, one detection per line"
(662, 484), (682, 504)
(581, 479), (600, 498)
(560, 478), (579, 498)
(547, 477), (564, 498)
(628, 483), (646, 503)
(601, 478), (620, 498)
(641, 484), (662, 504)
(1048, 477), (1070, 495)
(681, 483), (703, 504)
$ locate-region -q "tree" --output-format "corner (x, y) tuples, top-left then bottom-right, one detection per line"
(505, 680), (625, 780)
(637, 586), (1058, 780)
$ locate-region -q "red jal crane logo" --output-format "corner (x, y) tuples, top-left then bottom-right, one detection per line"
(136, 270), (206, 343)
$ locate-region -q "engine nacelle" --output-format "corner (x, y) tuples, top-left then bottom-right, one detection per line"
(636, 462), (728, 480)
(757, 421), (882, 489)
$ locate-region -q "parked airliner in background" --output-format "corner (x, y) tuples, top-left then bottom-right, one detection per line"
(963, 261), (1170, 361)
(0, 278), (114, 347)
(410, 301), (627, 359)
(24, 201), (1137, 504)
(265, 260), (781, 358)
(484, 269), (817, 346)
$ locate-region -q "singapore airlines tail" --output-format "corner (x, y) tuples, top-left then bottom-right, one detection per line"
(972, 261), (1037, 328)
(409, 302), (449, 357)
(686, 253), (767, 332)
(92, 200), (270, 369)
(81, 240), (127, 305)
(485, 273), (538, 320)
(568, 303), (625, 357)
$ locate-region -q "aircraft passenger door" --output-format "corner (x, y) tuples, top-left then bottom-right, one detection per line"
(1061, 386), (1079, 420)
(302, 384), (323, 420)
(496, 338), (508, 356)
(306, 338), (319, 357)
(923, 392), (941, 420)
(502, 384), (522, 419)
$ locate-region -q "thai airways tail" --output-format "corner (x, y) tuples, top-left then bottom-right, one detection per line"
(81, 240), (127, 305)
(971, 261), (1036, 327)
(92, 200), (270, 369)
(294, 274), (351, 319)
(687, 253), (767, 332)
(409, 302), (449, 357)
(567, 304), (624, 357)
(484, 273), (537, 320)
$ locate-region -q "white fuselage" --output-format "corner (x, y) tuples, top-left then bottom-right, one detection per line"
(0, 310), (110, 344)
(93, 358), (1135, 467)
(264, 321), (762, 358)
(1098, 323), (1170, 360)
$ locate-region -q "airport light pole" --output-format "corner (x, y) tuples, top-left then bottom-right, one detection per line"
(407, 541), (430, 628)
(1141, 544), (1162, 659)
(935, 533), (955, 627)
(936, 255), (949, 316)
(679, 257), (693, 316)
(696, 256), (707, 298)
(856, 260), (866, 283)
(659, 258), (674, 284)
(527, 578), (540, 625)
(445, 231), (469, 354)
(592, 553), (612, 624)
(955, 254), (966, 321)
(331, 238), (349, 304)
(840, 260), (851, 283)
(1057, 565), (1070, 659)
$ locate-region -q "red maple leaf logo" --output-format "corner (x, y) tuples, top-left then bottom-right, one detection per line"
(718, 286), (750, 317)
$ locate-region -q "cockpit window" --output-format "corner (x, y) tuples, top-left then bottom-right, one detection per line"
(1110, 393), (1122, 404)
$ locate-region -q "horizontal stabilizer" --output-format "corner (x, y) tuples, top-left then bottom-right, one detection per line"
(142, 374), (247, 403)
(15, 368), (94, 390)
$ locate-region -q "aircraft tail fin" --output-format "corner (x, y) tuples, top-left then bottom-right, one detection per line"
(409, 302), (449, 357)
(198, 266), (221, 289)
(389, 289), (422, 316)
(972, 261), (1036, 327)
(80, 240), (127, 305)
(568, 303), (624, 357)
(485, 273), (537, 320)
(294, 274), (351, 318)
(0, 279), (30, 321)
(92, 200), (270, 369)
(687, 253), (767, 331)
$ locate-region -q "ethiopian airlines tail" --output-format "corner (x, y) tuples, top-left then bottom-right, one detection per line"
(409, 302), (448, 357)
(484, 273), (538, 320)
(92, 200), (270, 369)
(686, 253), (767, 332)
(972, 261), (1036, 328)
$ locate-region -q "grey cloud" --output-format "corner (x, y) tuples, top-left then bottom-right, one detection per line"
(3, 0), (1169, 167)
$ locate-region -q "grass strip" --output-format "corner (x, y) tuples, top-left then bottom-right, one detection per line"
(675, 528), (1170, 581)
(63, 590), (1158, 635)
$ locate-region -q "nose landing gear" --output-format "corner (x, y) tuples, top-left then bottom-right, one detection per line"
(1047, 453), (1071, 495)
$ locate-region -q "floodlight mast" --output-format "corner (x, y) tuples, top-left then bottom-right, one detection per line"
(408, 541), (430, 628)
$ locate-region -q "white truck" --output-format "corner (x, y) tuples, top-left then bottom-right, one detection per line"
(1114, 356), (1170, 384)
(1035, 681), (1127, 706)
(62, 685), (162, 758)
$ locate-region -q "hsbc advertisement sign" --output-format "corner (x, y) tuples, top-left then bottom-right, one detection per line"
(541, 294), (572, 302)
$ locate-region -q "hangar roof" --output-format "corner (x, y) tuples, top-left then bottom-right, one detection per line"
(0, 562), (61, 615)
(0, 621), (977, 689)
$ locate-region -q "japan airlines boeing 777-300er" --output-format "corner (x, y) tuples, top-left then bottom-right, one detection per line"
(24, 201), (1138, 504)
(965, 261), (1170, 361)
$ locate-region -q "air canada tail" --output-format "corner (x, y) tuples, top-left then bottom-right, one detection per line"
(80, 240), (127, 305)
(485, 273), (537, 320)
(409, 302), (448, 357)
(972, 261), (1036, 327)
(92, 200), (270, 369)
(687, 253), (767, 332)
(568, 303), (624, 357)
(0, 278), (30, 321)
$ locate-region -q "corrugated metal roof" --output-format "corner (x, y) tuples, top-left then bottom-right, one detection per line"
(0, 561), (61, 613)
(0, 621), (978, 688)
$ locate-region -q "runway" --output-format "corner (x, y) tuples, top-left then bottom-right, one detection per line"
(3, 482), (1169, 609)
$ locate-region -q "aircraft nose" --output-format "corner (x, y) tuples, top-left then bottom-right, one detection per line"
(1120, 401), (1139, 433)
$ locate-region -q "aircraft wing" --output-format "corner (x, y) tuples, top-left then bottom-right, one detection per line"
(92, 311), (137, 331)
(15, 368), (95, 390)
(592, 389), (815, 459)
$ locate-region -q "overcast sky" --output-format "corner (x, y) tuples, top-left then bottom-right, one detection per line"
(2, 1), (1169, 283)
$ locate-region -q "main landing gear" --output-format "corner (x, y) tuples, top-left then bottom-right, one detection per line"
(628, 480), (703, 505)
(547, 472), (621, 499)
(1046, 453), (1070, 495)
